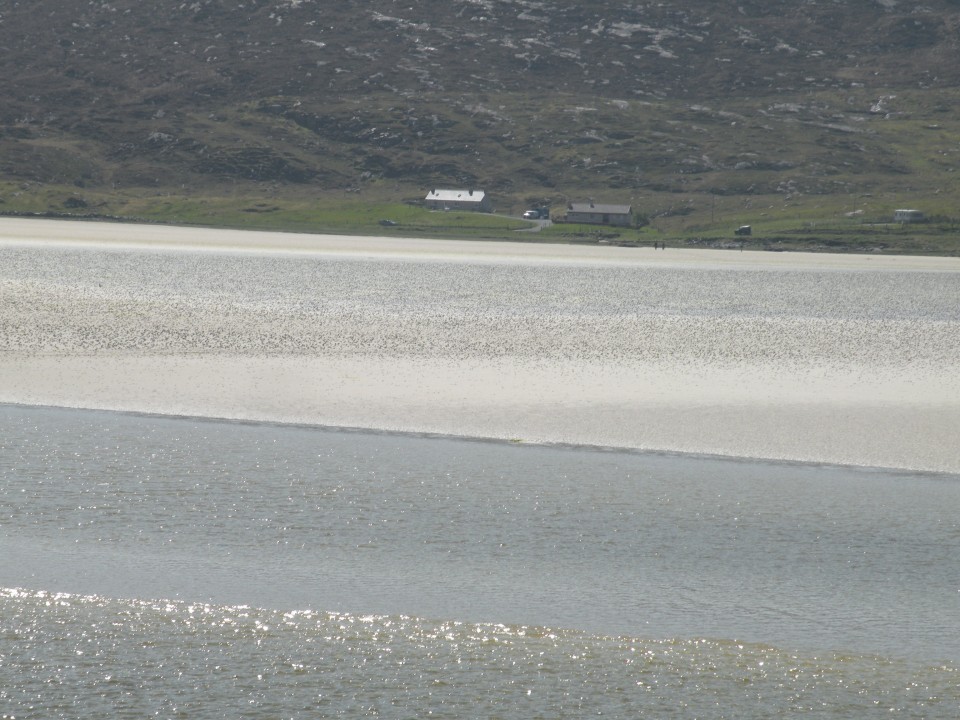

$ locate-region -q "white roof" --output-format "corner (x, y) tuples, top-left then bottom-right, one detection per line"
(425, 189), (486, 202)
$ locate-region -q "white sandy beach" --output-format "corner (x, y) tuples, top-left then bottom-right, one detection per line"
(2, 217), (959, 473)
(3, 215), (959, 271)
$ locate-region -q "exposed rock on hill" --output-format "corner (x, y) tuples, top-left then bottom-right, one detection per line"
(2, 0), (959, 199)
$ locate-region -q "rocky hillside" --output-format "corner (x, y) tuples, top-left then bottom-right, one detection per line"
(2, 0), (960, 207)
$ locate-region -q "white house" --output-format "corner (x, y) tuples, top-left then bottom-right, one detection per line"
(894, 209), (924, 223)
(565, 202), (633, 227)
(424, 188), (492, 212)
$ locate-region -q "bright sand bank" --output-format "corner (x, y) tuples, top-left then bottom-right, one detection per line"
(2, 217), (959, 473)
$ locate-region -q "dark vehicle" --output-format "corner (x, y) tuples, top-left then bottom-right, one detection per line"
(735, 225), (752, 236)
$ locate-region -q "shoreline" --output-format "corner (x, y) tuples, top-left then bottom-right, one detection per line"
(4, 399), (957, 478)
(2, 353), (958, 474)
(3, 215), (960, 271)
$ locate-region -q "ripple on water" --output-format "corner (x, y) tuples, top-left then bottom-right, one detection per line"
(2, 587), (958, 719)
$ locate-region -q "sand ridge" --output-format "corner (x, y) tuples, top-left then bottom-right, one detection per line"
(2, 217), (959, 473)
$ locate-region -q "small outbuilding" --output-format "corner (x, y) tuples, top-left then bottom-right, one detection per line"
(565, 202), (633, 227)
(424, 188), (492, 212)
(894, 209), (924, 223)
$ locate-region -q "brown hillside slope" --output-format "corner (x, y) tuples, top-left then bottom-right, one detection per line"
(1, 0), (959, 226)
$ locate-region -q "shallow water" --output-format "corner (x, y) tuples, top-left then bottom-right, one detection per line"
(5, 588), (958, 719)
(2, 405), (959, 718)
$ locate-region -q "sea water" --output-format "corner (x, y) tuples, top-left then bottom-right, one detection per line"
(2, 404), (958, 718)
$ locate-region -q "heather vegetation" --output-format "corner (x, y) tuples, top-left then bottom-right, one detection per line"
(2, 0), (959, 254)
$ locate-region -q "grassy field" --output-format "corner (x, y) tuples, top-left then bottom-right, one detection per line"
(1, 180), (958, 255)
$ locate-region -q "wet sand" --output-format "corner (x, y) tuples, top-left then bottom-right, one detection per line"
(2, 217), (959, 473)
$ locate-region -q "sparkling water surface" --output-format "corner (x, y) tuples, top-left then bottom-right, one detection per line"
(2, 405), (958, 718)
